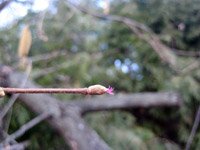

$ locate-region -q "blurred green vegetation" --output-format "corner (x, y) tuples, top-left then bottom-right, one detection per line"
(0, 0), (200, 149)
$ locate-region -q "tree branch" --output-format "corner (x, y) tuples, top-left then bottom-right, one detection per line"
(4, 112), (50, 143)
(0, 67), (182, 150)
(66, 1), (177, 68)
(185, 106), (200, 150)
(173, 49), (200, 58)
(66, 1), (200, 74)
(0, 0), (12, 12)
(6, 71), (111, 150)
(70, 92), (182, 114)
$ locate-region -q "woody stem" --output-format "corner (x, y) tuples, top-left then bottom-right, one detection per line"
(2, 87), (88, 95)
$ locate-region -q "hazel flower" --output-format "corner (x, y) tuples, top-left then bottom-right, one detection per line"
(87, 85), (114, 95)
(106, 86), (114, 95)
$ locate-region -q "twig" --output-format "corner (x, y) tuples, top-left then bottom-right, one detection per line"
(5, 113), (50, 143)
(31, 50), (68, 62)
(70, 92), (182, 114)
(66, 1), (177, 68)
(185, 106), (200, 150)
(31, 62), (72, 79)
(66, 1), (200, 74)
(181, 61), (200, 75)
(3, 87), (88, 94)
(173, 49), (200, 57)
(0, 127), (17, 143)
(2, 85), (114, 95)
(37, 9), (49, 42)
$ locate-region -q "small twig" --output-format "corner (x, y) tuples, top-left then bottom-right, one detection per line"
(181, 61), (200, 75)
(5, 113), (50, 143)
(2, 85), (114, 95)
(173, 49), (200, 57)
(3, 87), (88, 94)
(31, 50), (68, 62)
(37, 9), (49, 42)
(185, 106), (200, 150)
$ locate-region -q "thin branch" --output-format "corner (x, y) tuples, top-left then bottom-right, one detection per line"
(2, 85), (114, 95)
(66, 1), (177, 68)
(5, 112), (50, 143)
(0, 127), (17, 143)
(66, 1), (200, 74)
(37, 10), (49, 42)
(181, 61), (200, 75)
(31, 62), (71, 79)
(69, 92), (182, 114)
(173, 49), (200, 57)
(0, 0), (12, 12)
(185, 106), (200, 150)
(31, 50), (68, 62)
(3, 87), (88, 94)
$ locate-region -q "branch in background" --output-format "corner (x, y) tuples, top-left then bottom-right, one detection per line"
(0, 68), (182, 150)
(70, 92), (182, 114)
(185, 106), (200, 150)
(66, 1), (200, 74)
(173, 49), (200, 57)
(0, 0), (11, 12)
(31, 50), (68, 62)
(37, 10), (49, 42)
(0, 127), (17, 143)
(66, 1), (177, 69)
(4, 112), (50, 143)
(31, 62), (71, 79)
(181, 61), (200, 75)
(0, 141), (29, 150)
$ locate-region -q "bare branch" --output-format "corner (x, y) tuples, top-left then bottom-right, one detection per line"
(0, 0), (12, 12)
(31, 50), (68, 62)
(5, 113), (50, 143)
(0, 68), (182, 150)
(173, 49), (200, 57)
(0, 141), (29, 150)
(66, 1), (200, 74)
(66, 1), (177, 69)
(71, 92), (182, 114)
(181, 61), (200, 75)
(37, 10), (49, 42)
(185, 106), (200, 150)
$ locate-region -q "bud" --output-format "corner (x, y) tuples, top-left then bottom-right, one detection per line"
(87, 85), (114, 95)
(0, 87), (5, 97)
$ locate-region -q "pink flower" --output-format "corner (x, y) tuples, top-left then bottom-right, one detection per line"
(106, 86), (114, 95)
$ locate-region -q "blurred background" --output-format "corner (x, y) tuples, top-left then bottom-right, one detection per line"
(0, 0), (200, 149)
